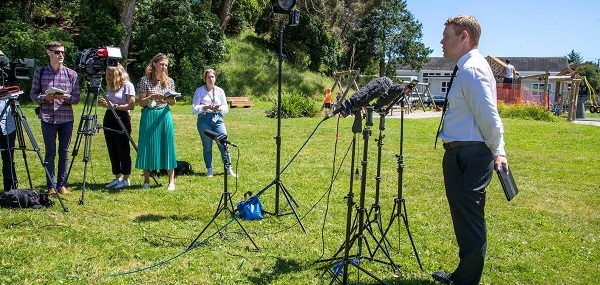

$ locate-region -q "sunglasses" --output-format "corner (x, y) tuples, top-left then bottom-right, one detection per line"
(49, 50), (66, 55)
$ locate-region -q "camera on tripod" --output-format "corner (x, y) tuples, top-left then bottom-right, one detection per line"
(73, 47), (122, 75)
(0, 50), (35, 87)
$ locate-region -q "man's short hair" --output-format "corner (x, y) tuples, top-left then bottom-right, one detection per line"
(444, 15), (481, 47)
(46, 41), (64, 50)
(506, 59), (511, 63)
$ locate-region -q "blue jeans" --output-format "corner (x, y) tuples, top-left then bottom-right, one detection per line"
(1, 130), (17, 191)
(41, 121), (73, 190)
(197, 113), (231, 170)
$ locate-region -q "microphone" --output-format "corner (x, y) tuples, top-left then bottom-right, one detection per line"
(203, 129), (238, 147)
(325, 76), (393, 120)
(374, 79), (420, 112)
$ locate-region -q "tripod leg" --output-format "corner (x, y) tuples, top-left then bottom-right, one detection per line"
(11, 101), (68, 212)
(13, 112), (33, 189)
(278, 182), (307, 233)
(79, 128), (94, 205)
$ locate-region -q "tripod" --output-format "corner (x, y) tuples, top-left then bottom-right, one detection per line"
(66, 75), (153, 205)
(376, 94), (423, 271)
(0, 90), (68, 212)
(319, 107), (399, 285)
(188, 142), (259, 251)
(263, 19), (306, 234)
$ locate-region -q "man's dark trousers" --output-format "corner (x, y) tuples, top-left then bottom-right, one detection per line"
(442, 143), (493, 285)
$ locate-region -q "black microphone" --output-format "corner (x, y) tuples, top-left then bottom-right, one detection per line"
(203, 129), (238, 147)
(325, 76), (393, 120)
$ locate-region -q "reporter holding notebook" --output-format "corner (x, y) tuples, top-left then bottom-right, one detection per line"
(30, 41), (80, 196)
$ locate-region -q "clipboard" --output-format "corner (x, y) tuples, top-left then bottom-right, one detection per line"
(496, 167), (518, 201)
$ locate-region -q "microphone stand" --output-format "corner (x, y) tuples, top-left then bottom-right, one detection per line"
(364, 108), (395, 257)
(376, 93), (423, 271)
(318, 107), (398, 285)
(188, 141), (259, 251)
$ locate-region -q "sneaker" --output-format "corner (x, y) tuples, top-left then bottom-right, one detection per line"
(207, 168), (213, 177)
(114, 179), (130, 189)
(141, 183), (150, 190)
(59, 186), (70, 194)
(167, 183), (175, 191)
(105, 178), (121, 188)
(227, 168), (237, 177)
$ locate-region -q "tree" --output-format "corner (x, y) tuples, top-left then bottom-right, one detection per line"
(132, 0), (225, 97)
(343, 0), (431, 77)
(575, 63), (600, 92)
(566, 49), (583, 65)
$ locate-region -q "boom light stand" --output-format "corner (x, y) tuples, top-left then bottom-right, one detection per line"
(264, 0), (306, 233)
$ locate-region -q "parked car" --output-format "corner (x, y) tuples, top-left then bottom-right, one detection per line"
(432, 95), (446, 106)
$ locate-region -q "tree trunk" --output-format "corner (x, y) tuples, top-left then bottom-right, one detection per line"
(119, 0), (137, 68)
(379, 58), (386, 77)
(219, 0), (235, 31)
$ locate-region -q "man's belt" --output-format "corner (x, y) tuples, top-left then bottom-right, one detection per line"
(443, 141), (484, 150)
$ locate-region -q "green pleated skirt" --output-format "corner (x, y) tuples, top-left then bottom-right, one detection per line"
(135, 107), (177, 170)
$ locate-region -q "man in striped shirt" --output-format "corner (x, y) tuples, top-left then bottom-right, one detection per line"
(30, 41), (80, 195)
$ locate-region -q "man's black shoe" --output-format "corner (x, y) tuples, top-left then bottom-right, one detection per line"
(432, 271), (452, 284)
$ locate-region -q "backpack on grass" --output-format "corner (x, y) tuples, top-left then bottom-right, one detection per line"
(0, 189), (54, 209)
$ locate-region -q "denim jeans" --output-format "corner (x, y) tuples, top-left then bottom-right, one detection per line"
(1, 130), (17, 191)
(197, 113), (231, 170)
(41, 121), (73, 190)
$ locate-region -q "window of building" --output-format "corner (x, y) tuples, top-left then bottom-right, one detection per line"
(441, 81), (450, 94)
(532, 83), (552, 96)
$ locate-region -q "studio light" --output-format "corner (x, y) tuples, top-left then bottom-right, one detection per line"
(272, 0), (299, 25)
(272, 0), (296, 14)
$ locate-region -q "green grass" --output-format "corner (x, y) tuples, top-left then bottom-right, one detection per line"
(0, 102), (598, 284)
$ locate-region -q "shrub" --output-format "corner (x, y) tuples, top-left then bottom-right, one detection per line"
(265, 91), (320, 118)
(498, 102), (559, 122)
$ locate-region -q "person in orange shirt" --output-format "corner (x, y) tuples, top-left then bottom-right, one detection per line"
(323, 88), (332, 115)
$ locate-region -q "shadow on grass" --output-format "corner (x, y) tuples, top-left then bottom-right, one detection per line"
(245, 257), (303, 284)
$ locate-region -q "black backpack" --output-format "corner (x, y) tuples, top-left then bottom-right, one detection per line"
(150, 161), (194, 176)
(0, 189), (54, 209)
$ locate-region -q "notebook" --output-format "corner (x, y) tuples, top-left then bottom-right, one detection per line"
(496, 167), (518, 201)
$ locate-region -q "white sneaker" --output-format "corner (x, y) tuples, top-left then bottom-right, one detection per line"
(141, 183), (150, 190)
(227, 168), (237, 177)
(114, 179), (130, 189)
(105, 178), (120, 188)
(207, 168), (213, 177)
(167, 184), (175, 191)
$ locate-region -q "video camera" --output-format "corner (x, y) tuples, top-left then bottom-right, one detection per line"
(0, 50), (35, 87)
(73, 47), (122, 75)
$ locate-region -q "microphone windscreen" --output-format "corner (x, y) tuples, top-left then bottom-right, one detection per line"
(373, 84), (405, 110)
(350, 76), (393, 108)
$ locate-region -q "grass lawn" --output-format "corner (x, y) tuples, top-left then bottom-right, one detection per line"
(1, 101), (599, 284)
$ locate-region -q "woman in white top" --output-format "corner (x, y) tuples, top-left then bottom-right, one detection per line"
(191, 69), (236, 178)
(99, 63), (135, 189)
